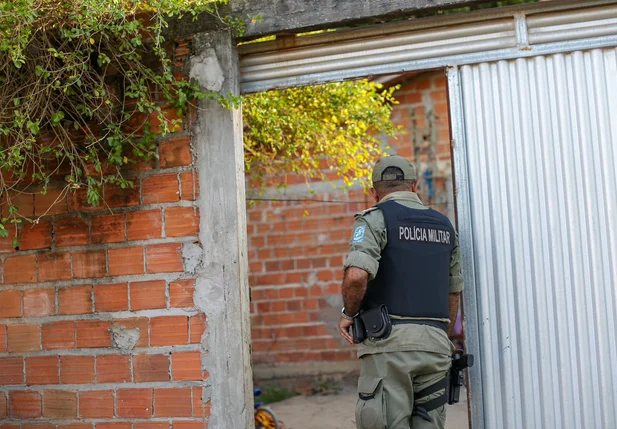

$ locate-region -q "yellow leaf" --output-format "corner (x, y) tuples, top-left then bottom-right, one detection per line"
(123, 156), (128, 163)
(89, 38), (95, 45)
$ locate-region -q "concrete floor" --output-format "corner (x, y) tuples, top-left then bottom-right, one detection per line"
(269, 387), (469, 429)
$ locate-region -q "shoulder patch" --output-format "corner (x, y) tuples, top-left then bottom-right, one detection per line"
(352, 225), (366, 244)
(354, 206), (379, 219)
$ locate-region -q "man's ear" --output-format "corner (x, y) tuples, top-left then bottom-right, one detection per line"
(369, 187), (379, 202)
(411, 181), (419, 193)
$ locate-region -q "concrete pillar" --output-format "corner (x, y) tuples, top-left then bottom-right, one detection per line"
(189, 31), (254, 429)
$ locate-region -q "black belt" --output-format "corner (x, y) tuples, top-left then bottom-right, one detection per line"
(391, 319), (448, 332)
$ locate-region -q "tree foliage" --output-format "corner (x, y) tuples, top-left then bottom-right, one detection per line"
(243, 81), (400, 189)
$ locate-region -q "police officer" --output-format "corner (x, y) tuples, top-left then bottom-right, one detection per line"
(338, 156), (463, 429)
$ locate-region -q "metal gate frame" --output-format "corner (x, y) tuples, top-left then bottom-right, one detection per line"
(239, 2), (617, 428)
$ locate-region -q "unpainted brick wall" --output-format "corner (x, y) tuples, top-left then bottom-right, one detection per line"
(0, 40), (209, 428)
(248, 71), (455, 369)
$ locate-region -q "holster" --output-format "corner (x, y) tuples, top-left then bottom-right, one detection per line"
(352, 317), (366, 344)
(448, 351), (474, 404)
(359, 305), (392, 341)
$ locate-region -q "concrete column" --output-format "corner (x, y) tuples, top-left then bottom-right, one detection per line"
(189, 31), (254, 429)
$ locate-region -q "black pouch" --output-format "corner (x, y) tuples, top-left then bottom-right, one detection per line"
(352, 317), (367, 344)
(360, 305), (392, 341)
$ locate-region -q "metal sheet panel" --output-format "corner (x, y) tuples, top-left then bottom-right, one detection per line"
(239, 2), (617, 93)
(453, 49), (617, 429)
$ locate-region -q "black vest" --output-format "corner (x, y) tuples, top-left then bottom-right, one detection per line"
(362, 200), (455, 319)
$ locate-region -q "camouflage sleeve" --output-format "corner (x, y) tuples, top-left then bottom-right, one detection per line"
(343, 208), (386, 281)
(449, 231), (464, 293)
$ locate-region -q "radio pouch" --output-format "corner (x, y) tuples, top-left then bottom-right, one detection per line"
(360, 305), (392, 341)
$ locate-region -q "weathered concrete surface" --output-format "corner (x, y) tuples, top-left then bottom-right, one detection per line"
(270, 387), (470, 429)
(165, 0), (483, 39)
(190, 31), (254, 429)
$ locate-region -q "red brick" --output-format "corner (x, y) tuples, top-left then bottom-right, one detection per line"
(108, 246), (144, 276)
(160, 137), (192, 168)
(59, 285), (92, 315)
(130, 280), (166, 310)
(127, 210), (162, 241)
(180, 171), (198, 201)
(4, 255), (37, 284)
(79, 390), (113, 418)
(170, 279), (195, 308)
(23, 288), (55, 317)
(135, 423), (169, 429)
(0, 225), (17, 254)
(97, 423), (132, 429)
(0, 325), (5, 353)
(116, 388), (152, 418)
(189, 314), (206, 344)
(34, 187), (69, 217)
(91, 213), (125, 244)
(172, 423), (206, 429)
(151, 316), (188, 346)
(23, 424), (56, 429)
(43, 390), (77, 419)
(0, 424), (20, 429)
(69, 189), (99, 213)
(154, 388), (192, 417)
(0, 290), (22, 318)
(7, 324), (40, 352)
(94, 283), (129, 312)
(26, 356), (59, 385)
(76, 320), (111, 348)
(165, 207), (199, 237)
(72, 250), (106, 279)
(172, 351), (202, 381)
(96, 354), (131, 383)
(149, 107), (184, 134)
(42, 321), (75, 350)
(146, 243), (183, 273)
(0, 357), (23, 385)
(133, 354), (170, 382)
(38, 252), (72, 282)
(142, 174), (180, 204)
(55, 218), (89, 247)
(19, 221), (52, 251)
(8, 391), (41, 419)
(0, 393), (6, 419)
(60, 355), (95, 384)
(113, 318), (149, 348)
(7, 192), (34, 218)
(192, 387), (204, 417)
(58, 423), (93, 429)
(104, 183), (141, 208)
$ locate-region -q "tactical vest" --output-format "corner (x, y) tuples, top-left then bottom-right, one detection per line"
(362, 200), (455, 319)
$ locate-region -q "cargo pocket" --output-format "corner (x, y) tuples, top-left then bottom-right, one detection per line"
(355, 376), (386, 429)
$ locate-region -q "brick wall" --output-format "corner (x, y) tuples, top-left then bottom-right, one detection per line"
(0, 40), (210, 428)
(248, 71), (457, 374)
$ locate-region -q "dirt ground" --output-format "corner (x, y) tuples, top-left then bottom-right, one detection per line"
(269, 387), (469, 429)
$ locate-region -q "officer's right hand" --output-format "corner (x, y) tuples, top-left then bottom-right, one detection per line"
(339, 317), (354, 345)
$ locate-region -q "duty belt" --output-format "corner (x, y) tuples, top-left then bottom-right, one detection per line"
(391, 319), (448, 332)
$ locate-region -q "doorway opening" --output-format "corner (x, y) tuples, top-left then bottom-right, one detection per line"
(244, 69), (469, 429)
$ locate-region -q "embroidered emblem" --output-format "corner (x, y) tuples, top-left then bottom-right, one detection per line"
(352, 225), (366, 244)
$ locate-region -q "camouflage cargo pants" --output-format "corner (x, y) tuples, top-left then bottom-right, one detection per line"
(355, 350), (451, 429)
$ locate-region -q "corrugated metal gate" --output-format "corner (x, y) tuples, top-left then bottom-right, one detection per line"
(239, 2), (617, 428)
(448, 49), (617, 429)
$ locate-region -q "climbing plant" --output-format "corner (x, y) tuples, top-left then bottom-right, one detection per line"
(0, 0), (242, 241)
(1, 0), (400, 244)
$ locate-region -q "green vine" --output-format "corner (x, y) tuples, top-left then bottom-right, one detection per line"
(0, 0), (240, 240)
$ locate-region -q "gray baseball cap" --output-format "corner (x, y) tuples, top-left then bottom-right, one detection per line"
(372, 156), (417, 183)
